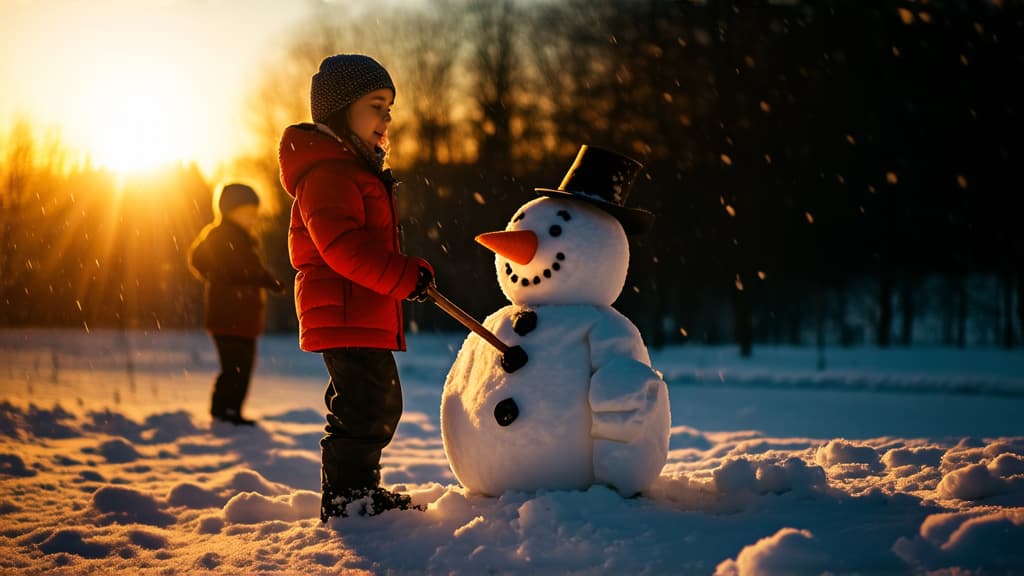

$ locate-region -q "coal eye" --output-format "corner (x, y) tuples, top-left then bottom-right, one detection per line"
(549, 225), (562, 237)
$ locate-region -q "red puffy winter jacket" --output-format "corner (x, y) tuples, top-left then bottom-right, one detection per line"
(279, 123), (428, 352)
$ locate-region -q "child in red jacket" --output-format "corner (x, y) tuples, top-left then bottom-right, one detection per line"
(189, 183), (285, 426)
(278, 54), (434, 521)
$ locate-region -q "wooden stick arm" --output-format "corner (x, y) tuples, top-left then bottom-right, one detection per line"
(425, 285), (509, 354)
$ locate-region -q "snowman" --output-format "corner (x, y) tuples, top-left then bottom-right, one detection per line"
(441, 145), (671, 497)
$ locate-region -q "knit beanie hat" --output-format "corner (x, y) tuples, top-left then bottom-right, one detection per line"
(310, 54), (395, 124)
(218, 183), (259, 216)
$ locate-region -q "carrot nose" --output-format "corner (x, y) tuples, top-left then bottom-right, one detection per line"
(475, 230), (538, 265)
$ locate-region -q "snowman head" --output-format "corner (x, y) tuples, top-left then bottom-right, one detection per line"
(477, 196), (629, 306)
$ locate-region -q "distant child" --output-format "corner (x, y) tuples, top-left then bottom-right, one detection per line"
(189, 183), (285, 426)
(278, 54), (435, 521)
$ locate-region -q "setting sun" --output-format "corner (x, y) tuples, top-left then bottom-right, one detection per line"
(85, 65), (192, 173)
(2, 1), (305, 177)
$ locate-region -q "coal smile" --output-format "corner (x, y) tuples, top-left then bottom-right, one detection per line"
(505, 252), (566, 287)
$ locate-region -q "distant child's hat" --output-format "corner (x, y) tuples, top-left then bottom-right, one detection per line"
(535, 145), (655, 235)
(218, 183), (259, 215)
(310, 54), (395, 124)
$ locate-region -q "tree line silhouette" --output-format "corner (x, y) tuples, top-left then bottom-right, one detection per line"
(2, 0), (1021, 354)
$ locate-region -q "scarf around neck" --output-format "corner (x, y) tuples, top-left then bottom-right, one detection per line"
(315, 123), (387, 174)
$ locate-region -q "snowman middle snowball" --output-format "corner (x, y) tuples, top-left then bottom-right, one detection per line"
(441, 196), (670, 497)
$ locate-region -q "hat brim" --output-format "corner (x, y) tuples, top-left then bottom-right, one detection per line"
(535, 188), (654, 236)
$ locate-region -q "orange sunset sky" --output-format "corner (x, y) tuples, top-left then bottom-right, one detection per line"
(0, 0), (322, 176)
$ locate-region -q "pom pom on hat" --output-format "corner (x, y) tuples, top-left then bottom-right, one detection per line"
(218, 183), (259, 216)
(310, 54), (395, 124)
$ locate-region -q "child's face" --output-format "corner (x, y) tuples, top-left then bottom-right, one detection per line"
(345, 88), (394, 151)
(226, 204), (259, 234)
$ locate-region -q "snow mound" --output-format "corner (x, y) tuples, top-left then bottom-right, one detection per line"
(91, 486), (174, 527)
(127, 529), (168, 550)
(223, 490), (320, 524)
(83, 409), (201, 444)
(167, 482), (225, 509)
(218, 469), (289, 496)
(815, 439), (884, 478)
(24, 404), (78, 439)
(894, 510), (1024, 571)
(882, 446), (945, 468)
(714, 528), (830, 576)
(0, 401), (26, 437)
(38, 529), (112, 559)
(98, 438), (140, 463)
(0, 452), (36, 477)
(936, 453), (1024, 502)
(143, 411), (201, 443)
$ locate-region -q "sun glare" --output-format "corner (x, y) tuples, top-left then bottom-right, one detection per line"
(84, 64), (193, 174)
(5, 1), (281, 179)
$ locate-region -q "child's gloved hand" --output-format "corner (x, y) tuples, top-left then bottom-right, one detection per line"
(406, 267), (435, 302)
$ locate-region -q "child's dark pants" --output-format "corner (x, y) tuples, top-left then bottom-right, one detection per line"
(211, 335), (255, 418)
(320, 348), (403, 492)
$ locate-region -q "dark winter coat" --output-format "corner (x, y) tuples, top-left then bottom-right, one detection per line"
(278, 123), (429, 352)
(189, 219), (278, 339)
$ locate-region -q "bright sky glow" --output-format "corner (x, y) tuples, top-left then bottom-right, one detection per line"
(0, 0), (308, 175)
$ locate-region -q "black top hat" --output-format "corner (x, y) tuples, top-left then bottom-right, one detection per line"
(535, 145), (654, 235)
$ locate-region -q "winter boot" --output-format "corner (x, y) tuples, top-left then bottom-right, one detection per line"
(363, 487), (421, 516)
(210, 395), (228, 423)
(214, 408), (256, 427)
(320, 486), (347, 522)
(320, 486), (421, 522)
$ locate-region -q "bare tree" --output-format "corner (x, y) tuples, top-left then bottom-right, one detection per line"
(466, 0), (519, 168)
(0, 118), (37, 322)
(524, 1), (619, 159)
(390, 0), (467, 165)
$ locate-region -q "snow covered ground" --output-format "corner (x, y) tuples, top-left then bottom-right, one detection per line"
(1, 327), (1022, 574)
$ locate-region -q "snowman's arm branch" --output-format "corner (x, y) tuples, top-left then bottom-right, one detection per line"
(426, 286), (509, 353)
